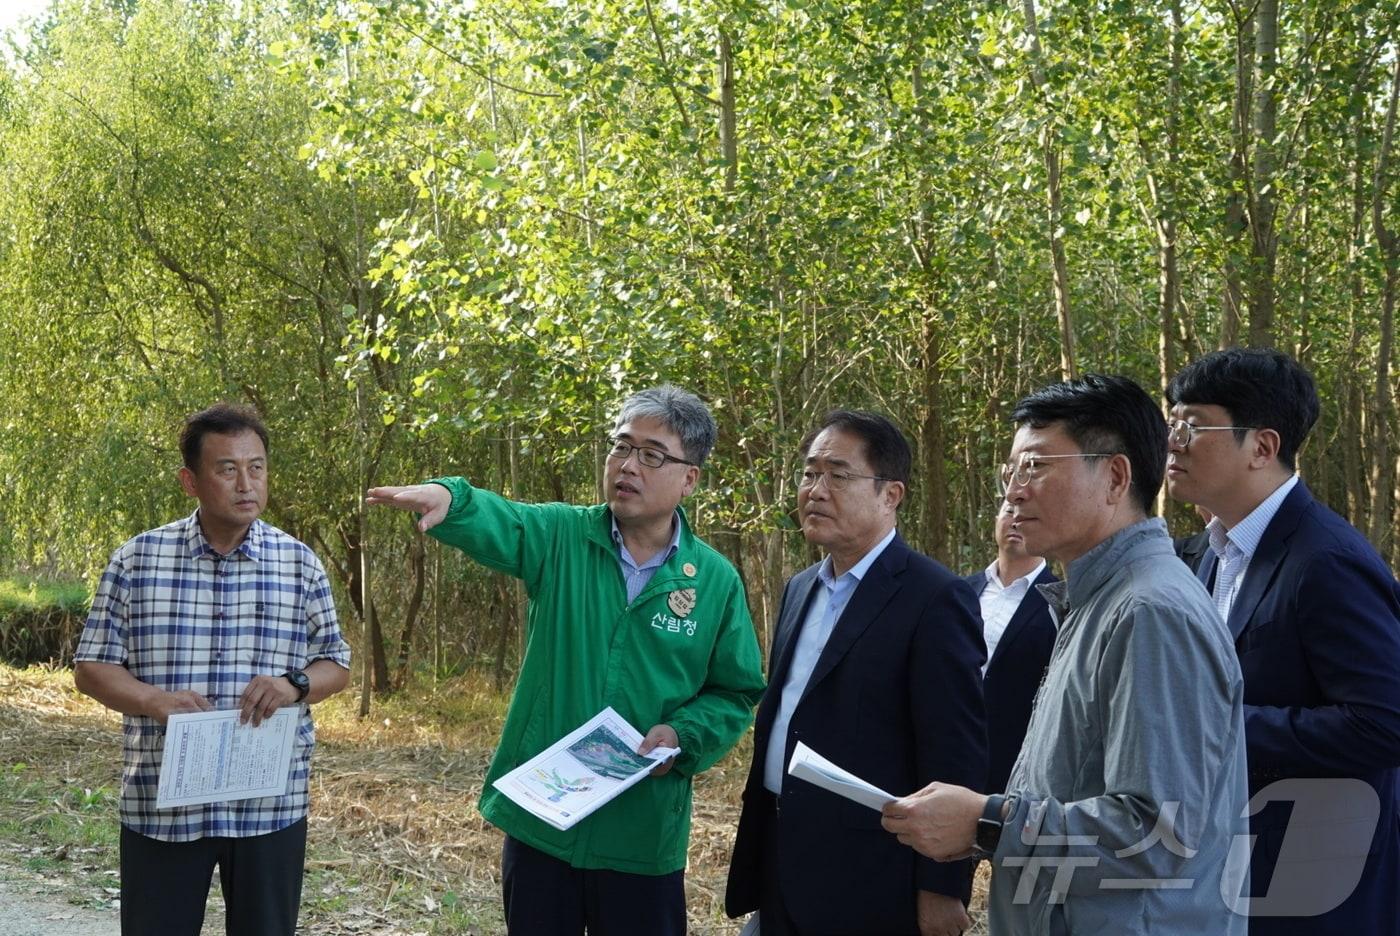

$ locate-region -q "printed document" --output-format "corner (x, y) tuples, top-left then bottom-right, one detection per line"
(156, 708), (299, 809)
(787, 741), (896, 811)
(493, 707), (681, 831)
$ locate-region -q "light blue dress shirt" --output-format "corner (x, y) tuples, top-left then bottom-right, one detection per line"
(611, 512), (681, 604)
(763, 527), (898, 794)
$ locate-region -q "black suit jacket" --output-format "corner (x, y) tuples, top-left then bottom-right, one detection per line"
(1173, 528), (1211, 574)
(1197, 482), (1400, 934)
(964, 565), (1058, 794)
(725, 534), (987, 935)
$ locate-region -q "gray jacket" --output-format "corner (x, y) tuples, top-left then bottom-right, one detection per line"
(988, 518), (1249, 935)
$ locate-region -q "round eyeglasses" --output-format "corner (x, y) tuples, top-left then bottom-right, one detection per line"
(997, 452), (1113, 496)
(1165, 419), (1252, 449)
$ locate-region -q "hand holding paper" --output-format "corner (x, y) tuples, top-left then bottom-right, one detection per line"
(785, 741), (895, 810)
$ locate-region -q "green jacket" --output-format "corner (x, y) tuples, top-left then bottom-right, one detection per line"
(427, 477), (765, 874)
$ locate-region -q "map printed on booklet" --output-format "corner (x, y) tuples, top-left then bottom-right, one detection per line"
(492, 707), (681, 831)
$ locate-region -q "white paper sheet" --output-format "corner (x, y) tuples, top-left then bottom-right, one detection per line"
(492, 707), (681, 831)
(786, 741), (896, 811)
(156, 707), (299, 809)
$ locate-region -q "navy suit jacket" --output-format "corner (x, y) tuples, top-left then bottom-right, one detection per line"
(725, 534), (987, 935)
(1197, 481), (1400, 934)
(964, 565), (1058, 794)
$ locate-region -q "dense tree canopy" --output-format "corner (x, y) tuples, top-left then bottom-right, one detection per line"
(1, 0), (1397, 695)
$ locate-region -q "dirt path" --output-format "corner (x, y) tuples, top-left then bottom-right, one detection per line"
(0, 874), (119, 936)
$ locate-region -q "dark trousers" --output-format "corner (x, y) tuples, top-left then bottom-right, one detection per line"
(756, 794), (801, 936)
(501, 835), (687, 936)
(119, 818), (307, 936)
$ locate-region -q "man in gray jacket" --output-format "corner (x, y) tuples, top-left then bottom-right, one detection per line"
(882, 374), (1249, 934)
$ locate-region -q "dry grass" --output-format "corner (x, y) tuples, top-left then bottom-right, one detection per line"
(0, 665), (988, 935)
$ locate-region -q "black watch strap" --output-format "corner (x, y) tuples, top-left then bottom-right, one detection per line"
(283, 669), (310, 703)
(976, 792), (1018, 857)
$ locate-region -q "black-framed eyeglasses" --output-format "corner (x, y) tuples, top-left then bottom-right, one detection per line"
(997, 451), (1114, 496)
(606, 438), (696, 469)
(1166, 419), (1253, 449)
(796, 468), (894, 492)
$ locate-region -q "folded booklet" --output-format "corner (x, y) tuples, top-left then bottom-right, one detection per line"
(786, 741), (896, 811)
(492, 707), (681, 831)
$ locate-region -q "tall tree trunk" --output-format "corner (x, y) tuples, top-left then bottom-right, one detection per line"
(1367, 57), (1400, 551)
(1148, 0), (1185, 521)
(1020, 0), (1076, 378)
(718, 29), (737, 194)
(1248, 0), (1280, 347)
(392, 530), (427, 691)
(1222, 5), (1255, 348)
(1045, 133), (1076, 379)
(1156, 0), (1184, 399)
(1344, 83), (1371, 523)
(920, 307), (950, 563)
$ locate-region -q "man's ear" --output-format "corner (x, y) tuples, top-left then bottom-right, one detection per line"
(681, 464), (700, 497)
(178, 466), (199, 499)
(884, 480), (906, 511)
(1104, 453), (1133, 506)
(1250, 428), (1282, 469)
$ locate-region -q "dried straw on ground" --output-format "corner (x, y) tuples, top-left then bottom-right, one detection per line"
(0, 666), (988, 935)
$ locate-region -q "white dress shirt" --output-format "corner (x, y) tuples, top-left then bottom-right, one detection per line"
(1207, 474), (1299, 621)
(762, 527), (897, 794)
(977, 558), (1047, 673)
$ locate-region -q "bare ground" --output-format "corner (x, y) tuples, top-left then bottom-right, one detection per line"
(0, 666), (987, 935)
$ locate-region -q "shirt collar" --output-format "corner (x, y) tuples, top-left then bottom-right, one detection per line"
(610, 511), (682, 562)
(184, 509), (262, 561)
(985, 557), (1047, 591)
(818, 527), (897, 588)
(1048, 516), (1171, 617)
(1209, 473), (1299, 561)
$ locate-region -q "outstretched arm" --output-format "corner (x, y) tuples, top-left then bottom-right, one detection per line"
(366, 483), (453, 532)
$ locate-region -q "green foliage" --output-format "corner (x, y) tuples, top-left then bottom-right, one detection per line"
(0, 579), (88, 615)
(0, 0), (1396, 687)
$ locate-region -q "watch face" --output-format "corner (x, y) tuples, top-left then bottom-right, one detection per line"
(286, 670), (309, 698)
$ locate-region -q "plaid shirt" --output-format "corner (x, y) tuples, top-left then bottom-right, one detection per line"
(76, 510), (351, 842)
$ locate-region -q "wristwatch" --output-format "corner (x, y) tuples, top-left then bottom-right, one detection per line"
(975, 792), (1019, 857)
(282, 669), (310, 703)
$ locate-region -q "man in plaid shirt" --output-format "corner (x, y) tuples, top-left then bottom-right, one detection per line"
(75, 403), (351, 936)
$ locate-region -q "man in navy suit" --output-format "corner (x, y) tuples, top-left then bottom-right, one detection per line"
(1166, 348), (1400, 934)
(725, 410), (987, 936)
(966, 501), (1057, 795)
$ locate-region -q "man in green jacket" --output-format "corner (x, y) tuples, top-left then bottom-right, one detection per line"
(368, 385), (765, 936)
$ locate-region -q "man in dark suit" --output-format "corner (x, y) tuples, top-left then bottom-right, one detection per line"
(725, 410), (987, 936)
(1172, 505), (1213, 574)
(1166, 348), (1400, 934)
(965, 501), (1057, 795)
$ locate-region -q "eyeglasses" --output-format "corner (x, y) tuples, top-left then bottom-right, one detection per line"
(1166, 419), (1252, 449)
(997, 451), (1113, 495)
(796, 468), (894, 492)
(606, 438), (695, 469)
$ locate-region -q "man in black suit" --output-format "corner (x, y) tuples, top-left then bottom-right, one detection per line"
(965, 501), (1057, 795)
(1172, 505), (1212, 575)
(725, 410), (987, 936)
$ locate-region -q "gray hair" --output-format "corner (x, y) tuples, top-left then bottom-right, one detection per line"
(614, 385), (718, 466)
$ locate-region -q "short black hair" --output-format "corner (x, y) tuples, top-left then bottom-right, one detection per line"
(799, 410), (912, 487)
(1011, 374), (1166, 513)
(1166, 348), (1319, 471)
(180, 403), (269, 471)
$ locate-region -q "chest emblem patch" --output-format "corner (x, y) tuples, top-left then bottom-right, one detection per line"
(668, 587), (696, 618)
